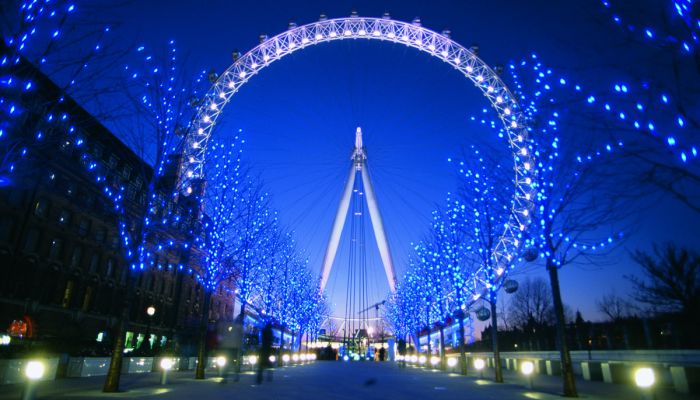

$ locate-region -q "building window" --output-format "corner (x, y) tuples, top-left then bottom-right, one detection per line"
(78, 218), (91, 237)
(95, 227), (106, 243)
(49, 237), (63, 260)
(110, 235), (120, 250)
(122, 165), (132, 180)
(107, 154), (119, 169)
(69, 246), (83, 268)
(89, 253), (100, 273)
(33, 198), (50, 218)
(58, 209), (72, 226)
(23, 228), (40, 253)
(105, 258), (115, 278)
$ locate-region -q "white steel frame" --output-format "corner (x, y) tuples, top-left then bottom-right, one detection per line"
(179, 15), (535, 300)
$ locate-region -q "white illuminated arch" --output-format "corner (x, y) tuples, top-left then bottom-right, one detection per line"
(179, 15), (535, 300)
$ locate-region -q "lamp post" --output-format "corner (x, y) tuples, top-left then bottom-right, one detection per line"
(145, 306), (156, 352)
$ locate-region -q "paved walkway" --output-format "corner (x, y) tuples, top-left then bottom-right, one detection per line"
(0, 361), (692, 399)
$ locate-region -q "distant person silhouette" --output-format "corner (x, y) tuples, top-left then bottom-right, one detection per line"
(257, 321), (274, 384)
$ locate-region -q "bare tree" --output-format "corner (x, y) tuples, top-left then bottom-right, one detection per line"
(596, 291), (634, 322)
(509, 278), (552, 328)
(628, 244), (700, 319)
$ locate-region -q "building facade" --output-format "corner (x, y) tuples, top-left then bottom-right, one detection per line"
(0, 57), (235, 356)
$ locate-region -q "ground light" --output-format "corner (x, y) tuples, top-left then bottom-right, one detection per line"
(159, 358), (174, 385)
(22, 360), (45, 400)
(292, 354), (299, 363)
(343, 355), (350, 362)
(418, 355), (427, 366)
(282, 354), (291, 365)
(430, 356), (440, 368)
(215, 356), (227, 377)
(520, 361), (534, 389)
(410, 355), (418, 364)
(269, 355), (276, 364)
(474, 358), (485, 379)
(447, 357), (458, 369)
(634, 367), (655, 400)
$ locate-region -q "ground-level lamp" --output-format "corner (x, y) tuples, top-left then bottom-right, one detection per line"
(22, 360), (45, 400)
(520, 360), (535, 389)
(474, 358), (485, 379)
(634, 367), (655, 400)
(145, 306), (156, 351)
(215, 356), (227, 377)
(447, 357), (458, 370)
(159, 358), (174, 385)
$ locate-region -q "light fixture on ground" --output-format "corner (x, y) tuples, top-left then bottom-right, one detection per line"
(634, 367), (655, 399)
(418, 355), (427, 365)
(430, 356), (440, 367)
(282, 354), (291, 364)
(269, 355), (276, 363)
(520, 360), (534, 389)
(215, 356), (227, 377)
(447, 357), (458, 369)
(145, 306), (156, 351)
(474, 358), (485, 379)
(292, 354), (299, 363)
(159, 358), (174, 385)
(22, 360), (45, 400)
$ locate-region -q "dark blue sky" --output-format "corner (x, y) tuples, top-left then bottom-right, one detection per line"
(102, 0), (700, 324)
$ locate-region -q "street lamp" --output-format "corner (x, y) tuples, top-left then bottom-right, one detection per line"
(145, 306), (156, 352)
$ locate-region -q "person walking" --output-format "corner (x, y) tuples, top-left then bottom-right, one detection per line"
(257, 321), (274, 384)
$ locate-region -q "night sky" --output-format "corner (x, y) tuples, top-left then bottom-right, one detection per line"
(89, 0), (700, 326)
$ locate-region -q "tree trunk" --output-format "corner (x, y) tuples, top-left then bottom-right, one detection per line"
(103, 270), (135, 392)
(439, 325), (446, 370)
(195, 290), (212, 379)
(458, 316), (467, 375)
(547, 262), (578, 397)
(490, 296), (503, 383)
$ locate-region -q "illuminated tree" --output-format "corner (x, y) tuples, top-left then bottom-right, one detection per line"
(192, 137), (245, 379)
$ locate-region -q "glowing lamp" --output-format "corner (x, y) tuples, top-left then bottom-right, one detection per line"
(25, 361), (45, 380)
(410, 355), (418, 363)
(282, 354), (291, 363)
(430, 356), (440, 366)
(521, 361), (534, 375)
(474, 358), (485, 370)
(146, 306), (156, 316)
(292, 354), (299, 362)
(215, 356), (226, 368)
(447, 358), (458, 368)
(343, 355), (349, 361)
(418, 356), (427, 365)
(269, 355), (276, 363)
(159, 358), (174, 371)
(300, 354), (307, 361)
(248, 355), (258, 365)
(634, 367), (655, 389)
